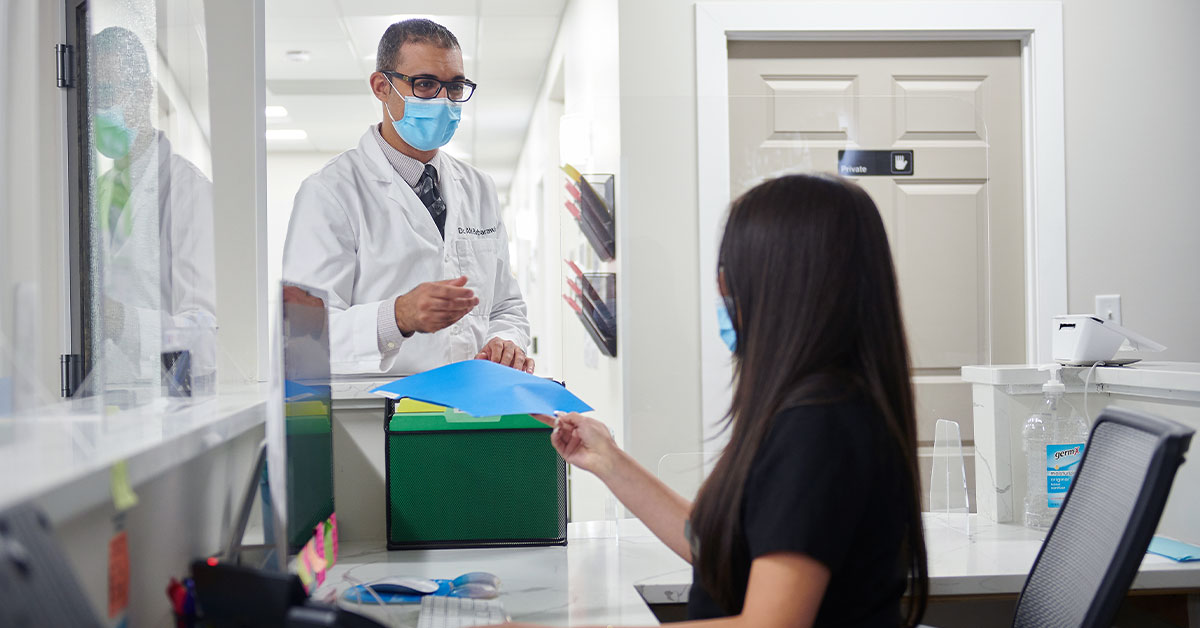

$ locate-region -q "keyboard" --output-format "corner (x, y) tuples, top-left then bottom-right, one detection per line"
(415, 595), (508, 628)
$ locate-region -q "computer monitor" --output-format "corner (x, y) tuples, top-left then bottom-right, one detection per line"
(224, 283), (334, 571)
(279, 284), (334, 551)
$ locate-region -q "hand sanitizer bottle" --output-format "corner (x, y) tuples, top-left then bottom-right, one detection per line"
(1022, 364), (1090, 530)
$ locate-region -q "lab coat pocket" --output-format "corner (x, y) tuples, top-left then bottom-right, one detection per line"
(454, 238), (497, 317)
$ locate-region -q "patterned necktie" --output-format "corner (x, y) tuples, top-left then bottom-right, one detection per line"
(416, 163), (447, 239)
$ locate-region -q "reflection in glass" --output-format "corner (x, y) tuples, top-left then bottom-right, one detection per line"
(78, 12), (217, 407)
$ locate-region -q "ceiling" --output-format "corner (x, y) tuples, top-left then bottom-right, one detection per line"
(263, 0), (567, 193)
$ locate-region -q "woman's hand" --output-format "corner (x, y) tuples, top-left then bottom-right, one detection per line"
(533, 412), (695, 563)
(534, 412), (622, 480)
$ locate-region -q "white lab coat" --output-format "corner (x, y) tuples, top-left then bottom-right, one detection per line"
(282, 126), (530, 375)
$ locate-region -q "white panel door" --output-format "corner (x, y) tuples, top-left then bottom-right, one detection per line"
(728, 41), (1026, 509)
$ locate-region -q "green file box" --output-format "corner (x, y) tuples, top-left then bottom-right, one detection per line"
(384, 403), (567, 549)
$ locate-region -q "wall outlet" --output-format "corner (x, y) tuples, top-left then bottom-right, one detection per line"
(1095, 294), (1122, 325)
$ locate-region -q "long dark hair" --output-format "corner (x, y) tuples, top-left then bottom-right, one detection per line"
(689, 174), (928, 625)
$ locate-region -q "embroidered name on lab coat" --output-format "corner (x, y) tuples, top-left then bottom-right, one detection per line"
(458, 224), (499, 236)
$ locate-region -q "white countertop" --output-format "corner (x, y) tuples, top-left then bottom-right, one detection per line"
(324, 519), (686, 627)
(961, 362), (1200, 398)
(0, 384), (268, 522)
(329, 375), (397, 403)
(324, 515), (1200, 626)
(923, 515), (1200, 596)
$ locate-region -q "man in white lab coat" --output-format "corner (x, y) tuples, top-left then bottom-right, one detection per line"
(283, 19), (532, 376)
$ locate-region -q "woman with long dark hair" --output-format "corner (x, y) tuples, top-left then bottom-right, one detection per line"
(529, 174), (928, 627)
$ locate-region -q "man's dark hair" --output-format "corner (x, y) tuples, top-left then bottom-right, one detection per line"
(376, 19), (460, 72)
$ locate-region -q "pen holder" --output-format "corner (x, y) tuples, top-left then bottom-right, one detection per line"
(383, 403), (567, 549)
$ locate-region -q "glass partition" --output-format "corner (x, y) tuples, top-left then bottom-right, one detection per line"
(75, 0), (218, 409)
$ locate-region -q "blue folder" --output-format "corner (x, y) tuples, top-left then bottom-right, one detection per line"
(370, 359), (592, 417)
(1147, 536), (1200, 562)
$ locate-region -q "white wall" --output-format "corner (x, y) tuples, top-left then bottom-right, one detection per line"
(207, 0), (269, 384)
(266, 151), (339, 296)
(506, 0), (624, 521)
(1062, 0), (1200, 361)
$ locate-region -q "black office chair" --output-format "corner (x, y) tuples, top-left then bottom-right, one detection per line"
(1011, 406), (1193, 628)
(0, 502), (102, 627)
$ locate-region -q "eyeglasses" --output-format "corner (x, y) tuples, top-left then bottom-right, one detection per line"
(383, 71), (477, 102)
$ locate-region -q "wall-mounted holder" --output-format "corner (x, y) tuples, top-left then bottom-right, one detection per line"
(563, 260), (616, 357)
(561, 164), (615, 261)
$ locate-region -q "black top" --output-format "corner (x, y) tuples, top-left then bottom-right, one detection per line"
(687, 398), (911, 626)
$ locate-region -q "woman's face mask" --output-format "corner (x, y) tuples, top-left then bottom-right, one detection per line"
(384, 77), (461, 151)
(715, 296), (737, 353)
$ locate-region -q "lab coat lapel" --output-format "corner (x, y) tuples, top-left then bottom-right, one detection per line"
(437, 155), (466, 241)
(358, 128), (443, 247)
(389, 179), (443, 246)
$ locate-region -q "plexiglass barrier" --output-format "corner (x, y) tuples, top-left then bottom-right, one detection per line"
(656, 452), (720, 503)
(75, 0), (219, 410)
(929, 419), (973, 537)
(0, 1), (232, 518)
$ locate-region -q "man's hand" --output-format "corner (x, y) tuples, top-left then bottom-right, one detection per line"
(393, 276), (478, 334)
(475, 336), (534, 373)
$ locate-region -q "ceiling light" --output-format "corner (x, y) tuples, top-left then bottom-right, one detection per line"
(265, 106), (288, 118)
(266, 129), (307, 141)
(285, 50), (311, 63)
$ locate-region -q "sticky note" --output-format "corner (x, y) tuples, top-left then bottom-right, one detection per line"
(295, 553), (315, 591)
(324, 514), (338, 566)
(307, 542), (327, 586)
(108, 531), (130, 618)
(314, 525), (327, 585)
(110, 461), (139, 512)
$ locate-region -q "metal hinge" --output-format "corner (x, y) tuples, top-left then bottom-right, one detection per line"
(60, 353), (81, 397)
(55, 43), (74, 88)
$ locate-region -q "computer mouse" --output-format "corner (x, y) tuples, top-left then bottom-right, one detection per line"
(363, 576), (439, 595)
(447, 582), (499, 599)
(451, 571), (501, 589)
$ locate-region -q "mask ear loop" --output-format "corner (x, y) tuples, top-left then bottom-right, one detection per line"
(381, 74), (403, 124)
(718, 263), (740, 339)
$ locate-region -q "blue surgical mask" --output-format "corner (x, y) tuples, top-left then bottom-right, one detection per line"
(95, 106), (139, 159)
(715, 297), (737, 353)
(384, 78), (461, 151)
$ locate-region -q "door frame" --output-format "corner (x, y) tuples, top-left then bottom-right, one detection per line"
(695, 1), (1066, 441)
